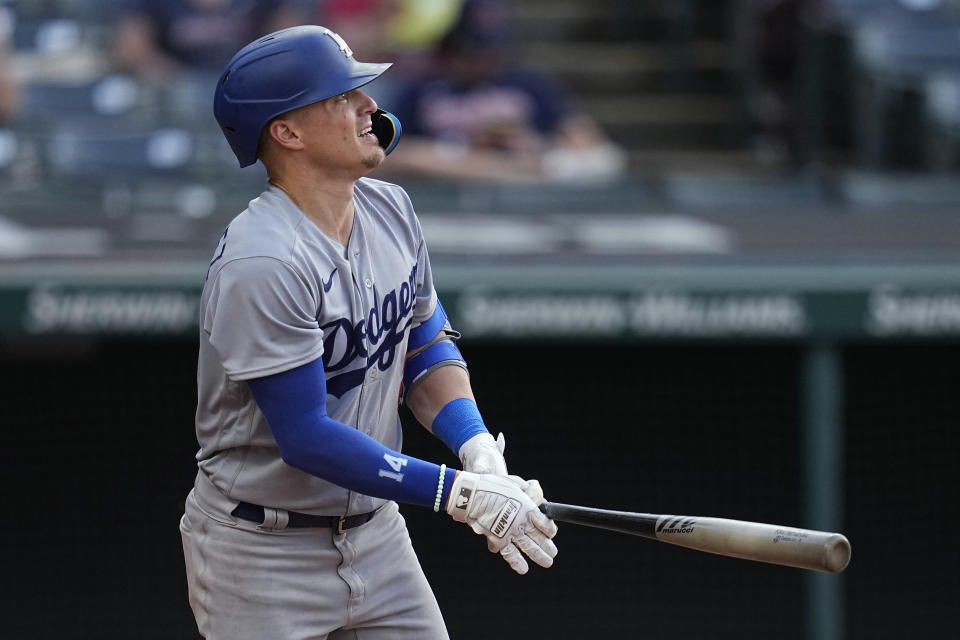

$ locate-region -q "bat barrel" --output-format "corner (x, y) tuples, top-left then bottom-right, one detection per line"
(654, 516), (852, 574)
(539, 503), (852, 573)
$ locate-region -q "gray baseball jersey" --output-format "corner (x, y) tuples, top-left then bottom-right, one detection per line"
(195, 177), (437, 516)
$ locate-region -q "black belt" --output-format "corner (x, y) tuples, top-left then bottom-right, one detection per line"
(231, 502), (378, 533)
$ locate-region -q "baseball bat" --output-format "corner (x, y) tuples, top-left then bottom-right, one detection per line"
(539, 502), (851, 573)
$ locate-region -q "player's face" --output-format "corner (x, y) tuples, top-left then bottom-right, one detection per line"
(298, 88), (384, 175)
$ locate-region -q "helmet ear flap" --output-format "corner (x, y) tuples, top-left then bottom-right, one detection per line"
(371, 109), (402, 155)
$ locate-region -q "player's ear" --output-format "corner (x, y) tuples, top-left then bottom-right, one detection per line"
(267, 117), (305, 152)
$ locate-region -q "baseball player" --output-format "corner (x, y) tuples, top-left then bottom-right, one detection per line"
(179, 25), (558, 640)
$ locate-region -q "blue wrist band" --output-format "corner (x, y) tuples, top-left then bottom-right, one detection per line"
(431, 397), (488, 454)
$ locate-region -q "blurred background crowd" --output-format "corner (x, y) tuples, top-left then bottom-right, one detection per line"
(0, 0), (632, 196)
(4, 0), (960, 218)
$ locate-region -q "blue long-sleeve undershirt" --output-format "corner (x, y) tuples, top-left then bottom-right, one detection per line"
(246, 358), (455, 509)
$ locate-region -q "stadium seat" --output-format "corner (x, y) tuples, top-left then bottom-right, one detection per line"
(854, 13), (960, 80)
(0, 127), (19, 181)
(839, 169), (960, 206)
(9, 0), (118, 25)
(23, 74), (147, 120)
(0, 127), (16, 167)
(827, 0), (940, 24)
(848, 7), (960, 168)
(10, 16), (83, 53)
(43, 125), (197, 178)
(921, 71), (960, 170)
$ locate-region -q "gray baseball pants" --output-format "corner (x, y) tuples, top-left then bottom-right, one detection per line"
(180, 476), (449, 639)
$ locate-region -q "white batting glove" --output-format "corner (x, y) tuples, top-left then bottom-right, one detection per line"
(458, 432), (508, 476)
(508, 475), (545, 506)
(446, 471), (558, 575)
(459, 433), (545, 507)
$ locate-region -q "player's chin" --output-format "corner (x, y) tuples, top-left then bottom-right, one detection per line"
(361, 147), (386, 170)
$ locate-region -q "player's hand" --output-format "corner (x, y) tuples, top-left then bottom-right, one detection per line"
(458, 432), (507, 476)
(445, 471), (558, 574)
(508, 475), (545, 506)
(458, 433), (546, 506)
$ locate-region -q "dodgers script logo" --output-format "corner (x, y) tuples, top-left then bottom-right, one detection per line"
(321, 263), (418, 397)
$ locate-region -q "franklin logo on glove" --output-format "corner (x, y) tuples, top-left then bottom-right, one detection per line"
(493, 500), (520, 538)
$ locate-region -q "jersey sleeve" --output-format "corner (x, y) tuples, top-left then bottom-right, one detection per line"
(203, 256), (324, 380)
(410, 214), (439, 328)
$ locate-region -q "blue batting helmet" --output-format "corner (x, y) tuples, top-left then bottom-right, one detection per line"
(214, 25), (394, 167)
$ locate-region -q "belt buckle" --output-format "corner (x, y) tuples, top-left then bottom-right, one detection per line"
(336, 515), (347, 535)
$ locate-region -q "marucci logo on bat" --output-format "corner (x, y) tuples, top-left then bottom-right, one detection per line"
(657, 516), (697, 534)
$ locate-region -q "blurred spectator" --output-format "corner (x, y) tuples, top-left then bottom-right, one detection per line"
(313, 0), (398, 63)
(733, 0), (811, 169)
(112, 0), (306, 81)
(0, 56), (16, 123)
(0, 2), (20, 123)
(314, 0), (463, 59)
(381, 0), (627, 183)
(313, 0), (463, 105)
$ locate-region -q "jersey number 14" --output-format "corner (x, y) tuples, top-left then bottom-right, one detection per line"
(379, 453), (407, 482)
